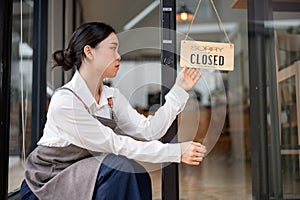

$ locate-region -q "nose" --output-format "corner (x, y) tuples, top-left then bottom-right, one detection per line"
(116, 52), (121, 61)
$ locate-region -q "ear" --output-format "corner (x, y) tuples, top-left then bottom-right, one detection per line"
(83, 45), (94, 59)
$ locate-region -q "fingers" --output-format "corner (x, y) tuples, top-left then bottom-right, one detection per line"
(193, 71), (202, 82)
(191, 142), (207, 153)
(190, 69), (200, 80)
(184, 67), (202, 81)
(189, 142), (206, 165)
(190, 161), (201, 165)
(180, 141), (207, 165)
(181, 66), (189, 75)
(186, 67), (198, 76)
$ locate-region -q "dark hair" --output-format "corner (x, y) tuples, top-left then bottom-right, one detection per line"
(53, 22), (115, 71)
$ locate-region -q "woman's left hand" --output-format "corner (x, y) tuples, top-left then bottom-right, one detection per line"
(175, 66), (202, 91)
(180, 141), (207, 165)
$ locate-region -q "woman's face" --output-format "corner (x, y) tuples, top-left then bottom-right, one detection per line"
(92, 32), (121, 78)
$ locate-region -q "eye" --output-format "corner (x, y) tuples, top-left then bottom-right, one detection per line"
(110, 46), (118, 51)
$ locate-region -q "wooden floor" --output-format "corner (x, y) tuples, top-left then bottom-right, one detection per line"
(149, 152), (252, 200)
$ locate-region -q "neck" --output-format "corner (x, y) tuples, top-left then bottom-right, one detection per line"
(78, 64), (103, 103)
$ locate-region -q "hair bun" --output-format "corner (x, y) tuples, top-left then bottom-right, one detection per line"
(53, 48), (74, 71)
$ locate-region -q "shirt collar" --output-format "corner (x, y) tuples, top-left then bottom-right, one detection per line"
(69, 71), (114, 108)
(99, 85), (114, 107)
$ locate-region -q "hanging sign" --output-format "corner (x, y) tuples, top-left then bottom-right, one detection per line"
(180, 40), (234, 71)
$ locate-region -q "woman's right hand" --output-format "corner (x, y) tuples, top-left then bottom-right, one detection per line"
(180, 141), (207, 165)
(175, 66), (202, 91)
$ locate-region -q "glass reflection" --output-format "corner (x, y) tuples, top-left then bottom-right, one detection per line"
(9, 0), (34, 192)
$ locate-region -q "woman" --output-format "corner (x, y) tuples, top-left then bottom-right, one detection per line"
(20, 22), (206, 200)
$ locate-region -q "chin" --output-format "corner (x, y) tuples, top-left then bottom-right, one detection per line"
(106, 73), (117, 78)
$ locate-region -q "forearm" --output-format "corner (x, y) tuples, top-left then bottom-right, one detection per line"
(115, 84), (189, 140)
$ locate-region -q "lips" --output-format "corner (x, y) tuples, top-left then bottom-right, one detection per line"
(115, 64), (120, 68)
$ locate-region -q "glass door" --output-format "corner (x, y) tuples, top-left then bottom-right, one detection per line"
(248, 0), (300, 199)
(274, 9), (300, 199)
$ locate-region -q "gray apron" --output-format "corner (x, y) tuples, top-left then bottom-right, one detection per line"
(25, 88), (122, 200)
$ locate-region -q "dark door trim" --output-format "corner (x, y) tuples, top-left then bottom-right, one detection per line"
(0, 0), (13, 199)
(247, 0), (283, 198)
(247, 0), (270, 198)
(31, 0), (48, 151)
(160, 0), (179, 200)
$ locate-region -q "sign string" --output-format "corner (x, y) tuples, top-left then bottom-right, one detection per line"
(184, 0), (232, 45)
(184, 0), (202, 41)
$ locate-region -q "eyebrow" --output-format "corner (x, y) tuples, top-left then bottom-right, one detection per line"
(109, 42), (119, 46)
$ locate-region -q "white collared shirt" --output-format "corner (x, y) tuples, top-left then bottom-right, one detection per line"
(38, 71), (189, 163)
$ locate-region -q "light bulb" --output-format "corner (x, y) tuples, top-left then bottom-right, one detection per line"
(180, 12), (188, 21)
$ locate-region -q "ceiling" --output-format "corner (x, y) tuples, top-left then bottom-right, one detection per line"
(78, 0), (247, 59)
(78, 0), (246, 31)
(78, 0), (161, 33)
